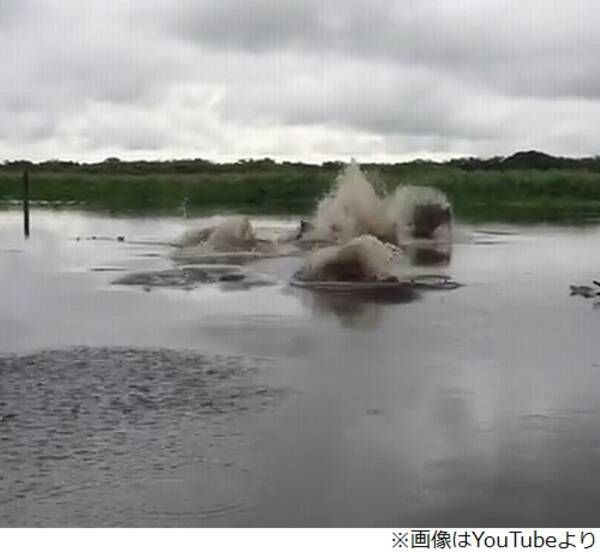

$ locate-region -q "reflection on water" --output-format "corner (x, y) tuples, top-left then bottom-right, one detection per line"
(406, 243), (452, 267)
(1, 209), (600, 526)
(294, 286), (420, 329)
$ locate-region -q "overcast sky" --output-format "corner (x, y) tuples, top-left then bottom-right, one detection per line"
(2, 0), (600, 162)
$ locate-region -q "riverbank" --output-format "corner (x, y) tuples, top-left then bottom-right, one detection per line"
(3, 162), (600, 221)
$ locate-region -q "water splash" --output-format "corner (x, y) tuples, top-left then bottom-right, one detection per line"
(178, 216), (256, 250)
(306, 160), (451, 245)
(171, 163), (451, 276)
(386, 185), (450, 237)
(296, 235), (401, 282)
(173, 216), (279, 264)
(177, 227), (214, 248)
(206, 216), (256, 250)
(310, 160), (395, 244)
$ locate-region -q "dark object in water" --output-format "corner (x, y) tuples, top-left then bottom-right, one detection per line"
(299, 253), (388, 283)
(89, 266), (127, 273)
(219, 273), (245, 282)
(570, 285), (599, 298)
(23, 170), (30, 239)
(116, 236), (125, 242)
(296, 219), (314, 240)
(291, 275), (418, 305)
(316, 256), (371, 282)
(411, 204), (452, 239)
(409, 274), (463, 290)
(113, 265), (276, 291)
(291, 271), (461, 292)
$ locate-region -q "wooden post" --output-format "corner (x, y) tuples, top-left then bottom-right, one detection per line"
(23, 170), (30, 238)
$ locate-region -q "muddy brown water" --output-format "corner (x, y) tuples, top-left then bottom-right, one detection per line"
(1, 209), (600, 526)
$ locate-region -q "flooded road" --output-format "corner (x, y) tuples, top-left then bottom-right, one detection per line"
(1, 209), (600, 526)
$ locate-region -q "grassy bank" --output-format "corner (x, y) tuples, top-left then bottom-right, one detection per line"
(0, 168), (333, 214)
(3, 164), (600, 222)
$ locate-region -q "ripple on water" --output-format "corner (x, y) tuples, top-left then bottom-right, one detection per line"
(0, 347), (283, 526)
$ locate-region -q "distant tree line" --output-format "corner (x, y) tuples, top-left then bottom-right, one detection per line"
(0, 157), (325, 174)
(3, 150), (600, 174)
(443, 151), (600, 171)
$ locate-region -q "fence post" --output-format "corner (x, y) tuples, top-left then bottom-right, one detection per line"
(23, 170), (30, 238)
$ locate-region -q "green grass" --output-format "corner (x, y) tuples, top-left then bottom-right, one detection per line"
(3, 166), (600, 222)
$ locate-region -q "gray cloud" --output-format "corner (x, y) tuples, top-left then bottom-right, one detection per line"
(0, 0), (28, 28)
(162, 0), (600, 99)
(2, 0), (600, 161)
(216, 60), (501, 141)
(166, 0), (321, 52)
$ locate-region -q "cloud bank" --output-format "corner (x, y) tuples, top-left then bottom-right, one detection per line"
(2, 0), (600, 161)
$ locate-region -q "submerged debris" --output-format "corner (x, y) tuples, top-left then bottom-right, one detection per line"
(113, 265), (277, 291)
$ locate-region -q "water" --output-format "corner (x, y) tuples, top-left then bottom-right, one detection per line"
(1, 209), (600, 526)
(310, 160), (450, 244)
(297, 235), (401, 282)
